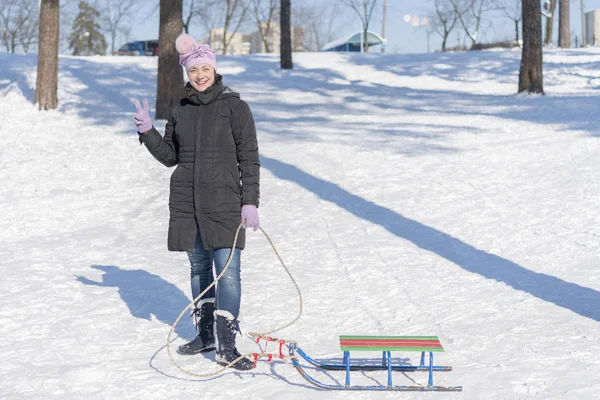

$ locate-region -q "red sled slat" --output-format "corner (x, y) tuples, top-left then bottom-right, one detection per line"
(340, 340), (442, 348)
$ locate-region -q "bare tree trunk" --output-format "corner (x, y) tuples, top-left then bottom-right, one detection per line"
(580, 0), (586, 46)
(432, 0), (458, 52)
(252, 0), (278, 53)
(261, 26), (271, 53)
(280, 0), (292, 69)
(558, 0), (569, 48)
(293, 1), (339, 51)
(380, 0), (385, 53)
(35, 0), (60, 110)
(222, 0), (233, 55)
(101, 0), (138, 53)
(450, 0), (485, 48)
(19, 9), (40, 54)
(182, 0), (195, 33)
(221, 0), (248, 56)
(343, 0), (379, 52)
(156, 0), (183, 120)
(222, 0), (235, 55)
(519, 0), (543, 94)
(1, 1), (13, 53)
(544, 0), (557, 45)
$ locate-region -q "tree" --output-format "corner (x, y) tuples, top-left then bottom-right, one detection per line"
(17, 1), (40, 53)
(518, 0), (543, 94)
(251, 0), (279, 53)
(0, 0), (39, 53)
(100, 0), (138, 53)
(1, 0), (20, 52)
(580, 0), (586, 46)
(68, 1), (107, 56)
(544, 0), (557, 46)
(196, 0), (249, 55)
(280, 0), (292, 68)
(449, 0), (493, 48)
(492, 0), (521, 45)
(57, 0), (82, 54)
(293, 1), (339, 51)
(430, 0), (459, 52)
(341, 0), (379, 52)
(35, 0), (60, 110)
(182, 0), (197, 33)
(558, 0), (569, 48)
(156, 0), (183, 120)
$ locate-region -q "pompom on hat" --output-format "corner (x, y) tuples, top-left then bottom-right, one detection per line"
(175, 33), (217, 73)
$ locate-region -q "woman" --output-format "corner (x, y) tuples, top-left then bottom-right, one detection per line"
(133, 34), (260, 371)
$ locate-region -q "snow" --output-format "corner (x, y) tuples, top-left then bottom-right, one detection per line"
(1, 47), (600, 399)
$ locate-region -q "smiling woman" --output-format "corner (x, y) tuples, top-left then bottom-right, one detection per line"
(187, 64), (215, 92)
(132, 33), (261, 371)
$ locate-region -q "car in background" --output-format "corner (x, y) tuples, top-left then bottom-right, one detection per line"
(112, 40), (159, 56)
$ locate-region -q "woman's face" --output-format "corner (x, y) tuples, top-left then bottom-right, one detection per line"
(188, 64), (215, 92)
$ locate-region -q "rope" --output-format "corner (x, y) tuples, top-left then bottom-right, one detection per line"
(166, 222), (303, 378)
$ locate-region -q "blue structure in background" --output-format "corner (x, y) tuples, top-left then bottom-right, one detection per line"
(113, 40), (159, 56)
(321, 31), (386, 52)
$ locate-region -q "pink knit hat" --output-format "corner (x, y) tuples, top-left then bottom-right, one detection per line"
(175, 34), (217, 73)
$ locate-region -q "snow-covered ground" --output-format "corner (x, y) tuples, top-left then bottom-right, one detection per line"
(1, 47), (600, 399)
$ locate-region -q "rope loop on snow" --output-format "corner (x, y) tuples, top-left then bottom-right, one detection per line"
(166, 222), (303, 378)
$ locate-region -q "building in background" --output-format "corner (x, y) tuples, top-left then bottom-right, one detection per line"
(321, 31), (386, 52)
(293, 26), (305, 52)
(204, 24), (304, 55)
(206, 28), (250, 55)
(249, 22), (304, 54)
(585, 9), (600, 46)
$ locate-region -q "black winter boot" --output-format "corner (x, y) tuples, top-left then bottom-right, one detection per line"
(177, 300), (215, 355)
(215, 312), (254, 371)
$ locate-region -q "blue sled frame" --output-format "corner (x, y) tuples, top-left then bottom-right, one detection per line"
(289, 343), (463, 392)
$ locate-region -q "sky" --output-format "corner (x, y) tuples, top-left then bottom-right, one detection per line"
(128, 0), (600, 54)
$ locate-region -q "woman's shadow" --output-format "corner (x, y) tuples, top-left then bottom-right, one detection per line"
(75, 265), (318, 386)
(75, 264), (195, 341)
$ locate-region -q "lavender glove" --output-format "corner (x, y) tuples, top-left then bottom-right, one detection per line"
(241, 204), (259, 232)
(132, 98), (152, 133)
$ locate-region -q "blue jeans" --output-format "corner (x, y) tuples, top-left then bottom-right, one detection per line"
(187, 231), (242, 319)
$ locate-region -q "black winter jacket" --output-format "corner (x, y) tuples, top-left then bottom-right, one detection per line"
(140, 76), (260, 251)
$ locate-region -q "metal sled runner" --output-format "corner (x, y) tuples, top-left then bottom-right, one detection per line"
(288, 335), (462, 392)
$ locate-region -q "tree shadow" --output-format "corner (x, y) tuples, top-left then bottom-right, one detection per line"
(0, 53), (36, 101)
(261, 155), (600, 323)
(58, 57), (157, 129)
(2, 50), (599, 139)
(221, 51), (599, 145)
(343, 49), (600, 136)
(74, 265), (318, 387)
(75, 264), (195, 340)
(217, 54), (481, 154)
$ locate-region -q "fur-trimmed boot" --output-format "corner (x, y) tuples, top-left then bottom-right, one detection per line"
(215, 311), (254, 371)
(177, 300), (215, 355)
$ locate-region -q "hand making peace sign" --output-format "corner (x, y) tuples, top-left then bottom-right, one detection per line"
(132, 98), (153, 133)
